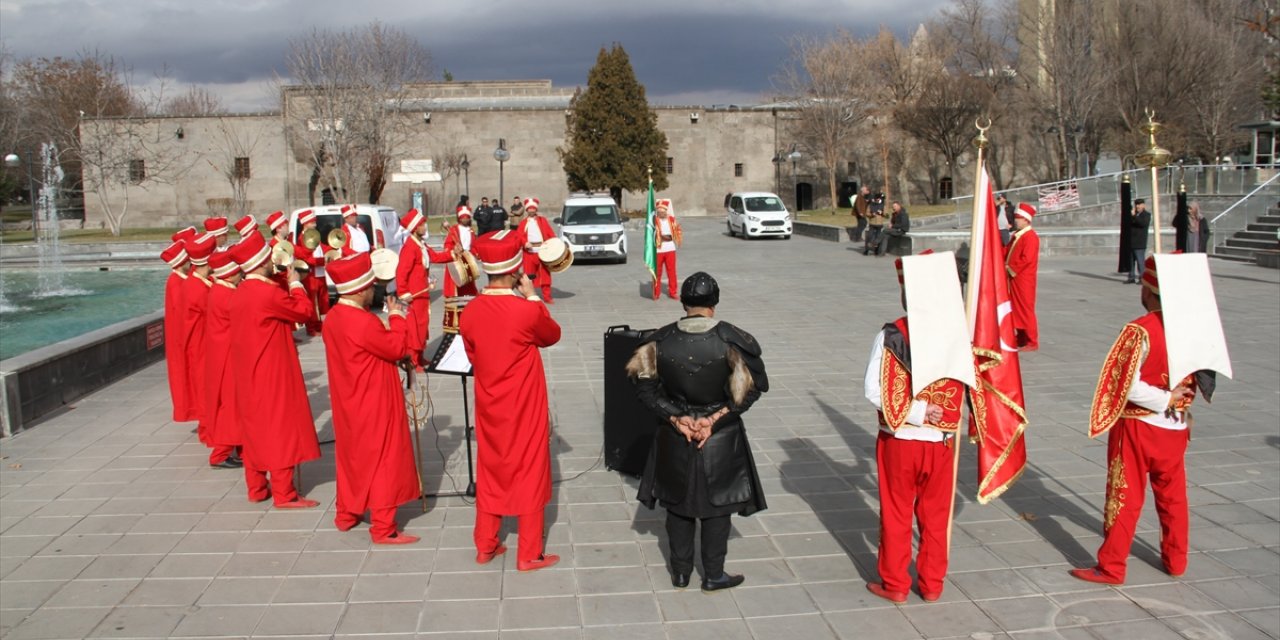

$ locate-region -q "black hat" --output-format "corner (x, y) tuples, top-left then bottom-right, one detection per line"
(680, 272), (719, 308)
(1134, 198), (1145, 205)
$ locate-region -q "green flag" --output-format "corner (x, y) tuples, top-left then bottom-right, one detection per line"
(643, 179), (657, 280)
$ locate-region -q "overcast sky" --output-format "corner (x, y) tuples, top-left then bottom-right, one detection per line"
(0, 0), (948, 111)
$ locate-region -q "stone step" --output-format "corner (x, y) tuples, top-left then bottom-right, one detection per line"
(1225, 237), (1278, 250)
(1247, 222), (1280, 233)
(1237, 230), (1278, 241)
(1257, 215), (1280, 226)
(1214, 245), (1258, 259)
(1214, 252), (1254, 263)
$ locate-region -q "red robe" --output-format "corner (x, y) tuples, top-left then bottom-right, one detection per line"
(203, 280), (242, 450)
(1005, 227), (1040, 349)
(231, 276), (321, 471)
(442, 225), (478, 297)
(518, 216), (556, 297)
(165, 271), (195, 421)
(181, 273), (212, 429)
(459, 288), (561, 515)
(395, 235), (450, 365)
(293, 231), (329, 332)
(322, 302), (419, 519)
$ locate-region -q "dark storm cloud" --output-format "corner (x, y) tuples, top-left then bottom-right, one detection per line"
(1, 0), (946, 109)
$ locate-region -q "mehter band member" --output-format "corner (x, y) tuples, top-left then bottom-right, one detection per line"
(395, 208), (450, 369)
(203, 251), (244, 469)
(1005, 202), (1041, 351)
(517, 198), (556, 303)
(181, 232), (217, 430)
(162, 231), (194, 422)
(460, 230), (562, 571)
(205, 216), (229, 251)
(652, 199), (682, 301)
(293, 209), (328, 335)
(324, 253), (421, 544)
(442, 207), (479, 297)
(629, 272), (768, 592)
(229, 230), (321, 509)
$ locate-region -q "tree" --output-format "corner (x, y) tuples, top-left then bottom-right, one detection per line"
(778, 31), (873, 208)
(205, 117), (264, 218)
(282, 22), (434, 205)
(164, 86), (226, 116)
(560, 44), (669, 200)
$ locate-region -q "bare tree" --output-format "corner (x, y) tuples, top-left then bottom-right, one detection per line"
(164, 85), (226, 116)
(205, 117), (264, 218)
(281, 21), (434, 206)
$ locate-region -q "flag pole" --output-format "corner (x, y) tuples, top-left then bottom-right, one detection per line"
(1136, 108), (1171, 254)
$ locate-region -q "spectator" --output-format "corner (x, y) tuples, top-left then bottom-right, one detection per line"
(863, 192), (886, 256)
(875, 201), (911, 257)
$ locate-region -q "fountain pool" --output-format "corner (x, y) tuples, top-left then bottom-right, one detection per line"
(0, 267), (167, 360)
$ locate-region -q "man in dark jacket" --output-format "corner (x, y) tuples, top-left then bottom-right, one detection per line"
(485, 197), (508, 236)
(876, 201), (911, 257)
(1126, 199), (1152, 284)
(628, 272), (768, 593)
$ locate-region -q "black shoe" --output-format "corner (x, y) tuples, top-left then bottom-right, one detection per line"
(672, 573), (690, 589)
(701, 573), (745, 592)
(210, 457), (243, 469)
(1124, 278), (1136, 284)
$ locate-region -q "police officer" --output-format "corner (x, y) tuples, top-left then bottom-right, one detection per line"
(627, 272), (769, 593)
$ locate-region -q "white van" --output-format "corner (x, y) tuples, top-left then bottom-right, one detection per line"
(554, 194), (628, 263)
(725, 192), (793, 239)
(288, 204), (402, 301)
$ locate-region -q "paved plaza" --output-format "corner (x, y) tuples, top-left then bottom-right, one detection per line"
(1, 218), (1278, 640)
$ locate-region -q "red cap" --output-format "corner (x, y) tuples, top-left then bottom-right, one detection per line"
(233, 215), (256, 236)
(208, 250), (241, 279)
(456, 206), (472, 220)
(895, 249), (935, 285)
(298, 209), (317, 225)
(266, 211), (287, 231)
(472, 230), (523, 275)
(185, 233), (217, 265)
(400, 208), (426, 232)
(230, 229), (271, 273)
(1141, 252), (1179, 296)
(204, 217), (229, 236)
(160, 241), (188, 269)
(656, 199), (671, 213)
(1016, 203), (1036, 221)
(341, 205), (356, 218)
(172, 226), (197, 243)
(522, 198), (539, 213)
(328, 253), (376, 295)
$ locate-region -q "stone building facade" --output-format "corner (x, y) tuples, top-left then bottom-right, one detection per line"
(82, 81), (820, 229)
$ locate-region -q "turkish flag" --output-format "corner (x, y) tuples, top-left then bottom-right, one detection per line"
(965, 165), (1028, 504)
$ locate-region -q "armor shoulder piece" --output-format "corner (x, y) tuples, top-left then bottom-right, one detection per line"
(715, 322), (762, 357)
(641, 322), (680, 346)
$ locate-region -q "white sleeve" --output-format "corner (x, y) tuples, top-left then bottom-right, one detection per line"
(864, 330), (931, 427)
(1127, 338), (1172, 413)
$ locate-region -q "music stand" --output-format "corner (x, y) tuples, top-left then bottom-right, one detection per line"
(416, 332), (477, 498)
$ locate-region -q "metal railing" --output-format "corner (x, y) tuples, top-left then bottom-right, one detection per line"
(1208, 171), (1280, 256)
(946, 164), (1279, 228)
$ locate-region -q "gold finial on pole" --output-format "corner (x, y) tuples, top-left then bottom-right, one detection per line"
(1135, 108), (1170, 253)
(974, 117), (991, 152)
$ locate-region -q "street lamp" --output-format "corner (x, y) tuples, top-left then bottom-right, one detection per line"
(772, 152), (783, 196)
(461, 154), (470, 201)
(787, 147), (802, 211)
(493, 139), (510, 204)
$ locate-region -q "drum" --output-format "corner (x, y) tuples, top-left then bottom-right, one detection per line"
(370, 248), (398, 281)
(442, 295), (474, 334)
(446, 251), (480, 287)
(537, 237), (574, 273)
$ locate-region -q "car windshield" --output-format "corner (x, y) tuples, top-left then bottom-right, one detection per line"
(563, 205), (620, 226)
(744, 197), (785, 212)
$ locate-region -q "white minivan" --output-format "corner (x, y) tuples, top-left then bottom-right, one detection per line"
(725, 192), (793, 239)
(288, 204), (402, 300)
(555, 194), (628, 263)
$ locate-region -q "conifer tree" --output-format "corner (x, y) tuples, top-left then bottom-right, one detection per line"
(560, 44), (669, 200)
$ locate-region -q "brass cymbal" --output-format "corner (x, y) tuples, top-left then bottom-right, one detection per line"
(328, 228), (348, 249)
(301, 228), (321, 250)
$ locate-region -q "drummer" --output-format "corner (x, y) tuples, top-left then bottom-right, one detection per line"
(396, 208), (451, 370)
(442, 207), (480, 298)
(518, 198), (556, 304)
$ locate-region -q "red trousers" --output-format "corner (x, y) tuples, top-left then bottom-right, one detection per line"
(474, 508), (546, 563)
(245, 466), (298, 506)
(406, 297), (430, 367)
(208, 445), (237, 465)
(653, 251), (677, 299)
(1094, 419), (1189, 581)
(876, 432), (955, 595)
(522, 252), (552, 300)
(304, 275), (329, 334)
(336, 506), (400, 541)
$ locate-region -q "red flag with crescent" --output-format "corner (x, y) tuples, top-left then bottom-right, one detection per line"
(965, 164), (1028, 504)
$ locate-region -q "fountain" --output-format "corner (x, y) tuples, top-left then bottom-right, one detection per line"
(33, 142), (82, 298)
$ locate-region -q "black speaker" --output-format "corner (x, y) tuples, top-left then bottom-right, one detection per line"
(603, 325), (656, 476)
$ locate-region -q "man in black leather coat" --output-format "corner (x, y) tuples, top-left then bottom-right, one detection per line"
(627, 272), (768, 593)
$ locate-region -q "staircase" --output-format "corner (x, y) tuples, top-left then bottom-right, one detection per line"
(1215, 207), (1280, 264)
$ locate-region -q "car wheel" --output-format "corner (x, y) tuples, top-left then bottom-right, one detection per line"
(726, 220), (735, 237)
(783, 234), (792, 240)
(618, 255), (628, 264)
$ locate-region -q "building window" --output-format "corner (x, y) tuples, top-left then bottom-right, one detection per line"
(234, 157), (251, 181)
(666, 157), (674, 175)
(734, 163), (744, 178)
(847, 161), (857, 175)
(129, 159), (146, 183)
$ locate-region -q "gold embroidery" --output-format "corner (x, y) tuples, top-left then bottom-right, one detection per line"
(880, 351), (912, 430)
(1104, 444), (1128, 531)
(1089, 324), (1147, 438)
(919, 379), (962, 433)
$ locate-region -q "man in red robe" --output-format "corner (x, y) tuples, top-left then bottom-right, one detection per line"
(517, 198), (556, 304)
(293, 209), (329, 335)
(1005, 203), (1041, 351)
(340, 206), (371, 257)
(323, 253), (422, 544)
(205, 216), (230, 251)
(180, 233), (217, 430)
(266, 211), (289, 246)
(394, 208), (448, 369)
(203, 251), (244, 468)
(863, 253), (965, 603)
(460, 230), (562, 571)
(651, 199), (682, 301)
(233, 215), (257, 243)
(162, 235), (194, 422)
(1070, 256), (1207, 585)
(229, 230), (321, 508)
(442, 208), (478, 298)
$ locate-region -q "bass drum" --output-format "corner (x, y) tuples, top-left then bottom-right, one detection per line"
(537, 237), (574, 273)
(370, 248), (398, 281)
(442, 295), (474, 335)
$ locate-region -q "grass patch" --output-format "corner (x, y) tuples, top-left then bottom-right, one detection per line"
(793, 204), (957, 228)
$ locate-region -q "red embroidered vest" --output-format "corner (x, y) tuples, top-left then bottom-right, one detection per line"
(878, 317), (964, 433)
(1089, 311), (1196, 437)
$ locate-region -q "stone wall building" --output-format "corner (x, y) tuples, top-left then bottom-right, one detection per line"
(81, 80), (828, 229)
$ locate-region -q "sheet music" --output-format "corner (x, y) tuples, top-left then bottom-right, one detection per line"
(433, 334), (473, 374)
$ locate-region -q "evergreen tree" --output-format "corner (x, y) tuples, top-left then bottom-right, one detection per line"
(560, 45), (669, 200)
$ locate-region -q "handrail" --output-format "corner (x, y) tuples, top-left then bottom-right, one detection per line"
(950, 163), (1277, 202)
(1209, 172), (1280, 224)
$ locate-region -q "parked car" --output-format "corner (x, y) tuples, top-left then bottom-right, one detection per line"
(725, 192), (792, 239)
(288, 204), (402, 303)
(555, 194), (628, 263)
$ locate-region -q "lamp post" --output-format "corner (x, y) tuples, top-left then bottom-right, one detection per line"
(461, 154), (470, 201)
(493, 139), (510, 204)
(772, 152), (783, 196)
(787, 147), (802, 211)
(3, 152), (37, 233)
